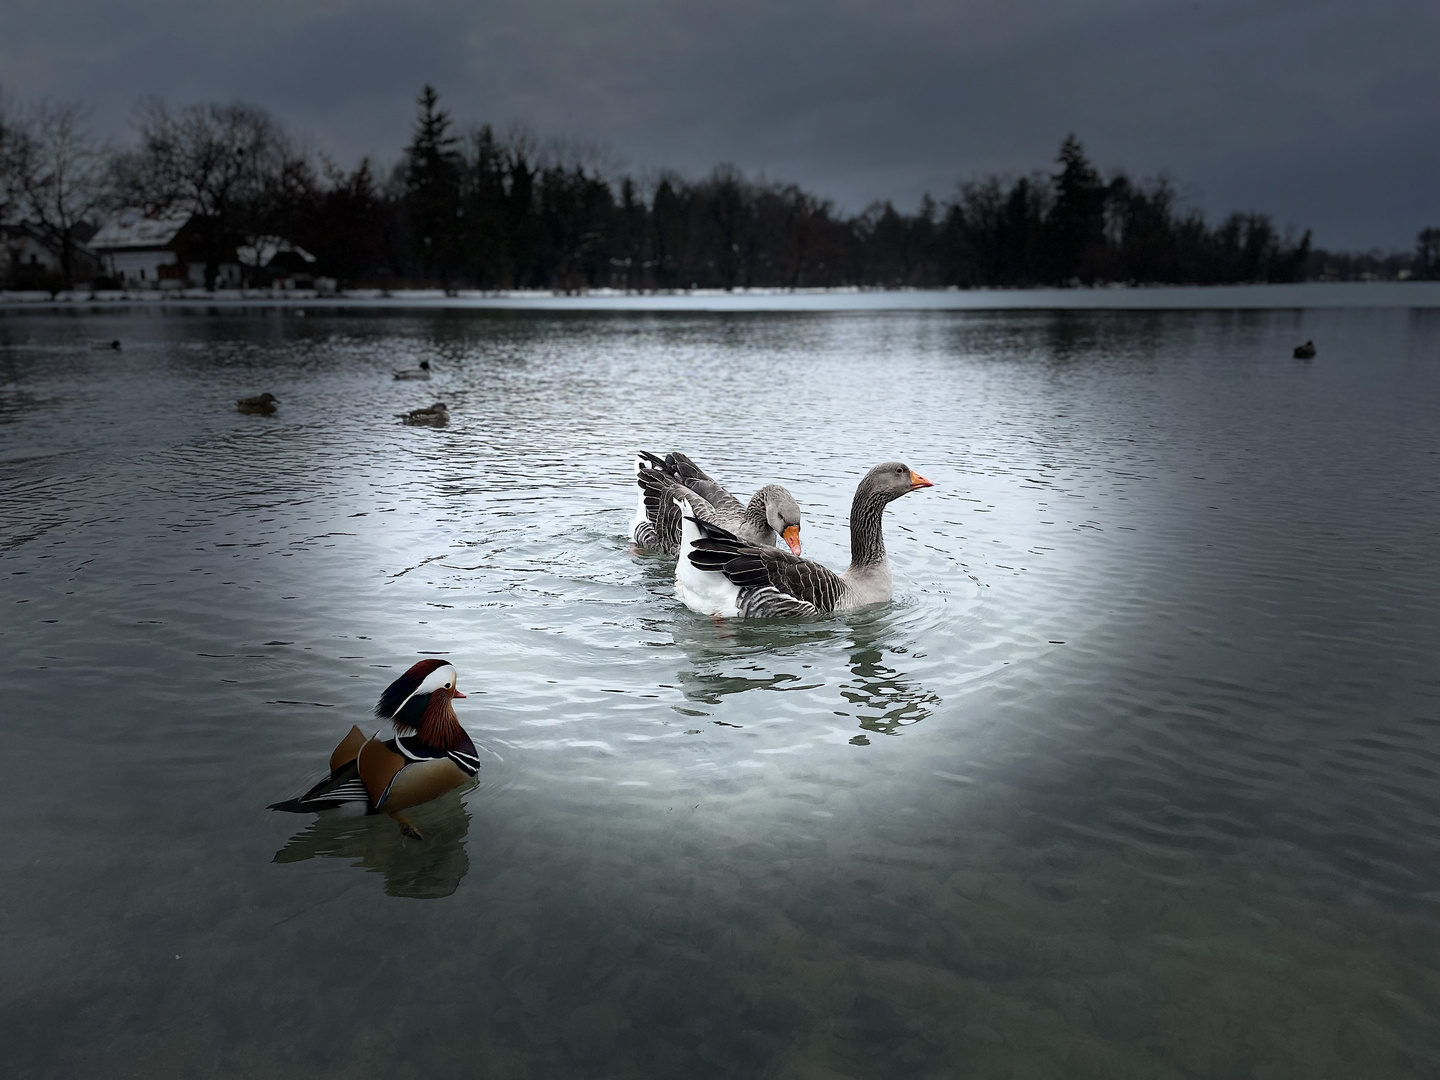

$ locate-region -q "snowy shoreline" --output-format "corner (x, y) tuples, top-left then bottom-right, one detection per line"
(2, 281), (1437, 311)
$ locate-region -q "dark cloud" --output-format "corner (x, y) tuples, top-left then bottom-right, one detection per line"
(2, 0), (1434, 248)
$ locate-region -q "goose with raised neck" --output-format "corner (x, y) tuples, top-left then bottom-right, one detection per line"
(675, 460), (933, 618)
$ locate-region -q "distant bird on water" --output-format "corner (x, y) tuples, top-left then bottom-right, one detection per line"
(269, 659), (481, 839)
(393, 359), (432, 380)
(1293, 340), (1316, 359)
(398, 402), (449, 425)
(236, 392), (279, 415)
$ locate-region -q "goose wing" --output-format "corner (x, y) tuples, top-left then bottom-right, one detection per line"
(666, 452), (745, 516)
(637, 468), (725, 553)
(685, 518), (844, 614)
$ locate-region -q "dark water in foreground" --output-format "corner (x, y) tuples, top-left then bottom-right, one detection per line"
(1, 306), (1437, 1078)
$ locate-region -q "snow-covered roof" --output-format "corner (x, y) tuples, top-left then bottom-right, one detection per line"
(237, 236), (317, 268)
(90, 211), (192, 251)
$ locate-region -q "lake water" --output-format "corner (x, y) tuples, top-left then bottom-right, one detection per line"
(2, 303), (1437, 1077)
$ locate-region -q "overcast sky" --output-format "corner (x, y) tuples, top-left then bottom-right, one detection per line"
(2, 0), (1434, 250)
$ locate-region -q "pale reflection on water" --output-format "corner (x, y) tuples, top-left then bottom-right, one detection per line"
(1, 305), (1437, 1077)
(274, 791), (475, 899)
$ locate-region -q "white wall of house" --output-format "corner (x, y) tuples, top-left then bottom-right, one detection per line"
(5, 234), (65, 275)
(107, 250), (179, 286)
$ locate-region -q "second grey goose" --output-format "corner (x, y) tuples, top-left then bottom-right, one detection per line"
(675, 461), (933, 617)
(631, 451), (803, 556)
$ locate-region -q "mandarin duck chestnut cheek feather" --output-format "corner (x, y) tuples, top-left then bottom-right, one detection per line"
(269, 658), (481, 839)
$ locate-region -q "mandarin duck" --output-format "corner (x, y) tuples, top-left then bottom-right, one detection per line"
(675, 461), (932, 618)
(631, 450), (803, 557)
(269, 659), (481, 838)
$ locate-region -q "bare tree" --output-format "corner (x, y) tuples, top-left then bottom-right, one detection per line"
(115, 98), (294, 288)
(7, 99), (112, 290)
(0, 89), (18, 221)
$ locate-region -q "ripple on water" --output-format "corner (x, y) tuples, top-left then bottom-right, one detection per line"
(1, 307), (1438, 1077)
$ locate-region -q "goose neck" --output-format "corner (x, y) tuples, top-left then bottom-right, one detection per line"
(849, 489), (890, 567)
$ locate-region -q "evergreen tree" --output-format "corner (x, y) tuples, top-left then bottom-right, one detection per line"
(404, 85), (462, 286)
(1045, 135), (1107, 283)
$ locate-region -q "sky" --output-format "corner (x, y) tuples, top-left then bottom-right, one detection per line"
(2, 0), (1435, 251)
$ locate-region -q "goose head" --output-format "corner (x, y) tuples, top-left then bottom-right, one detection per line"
(376, 658), (468, 748)
(758, 485), (804, 554)
(861, 461), (934, 503)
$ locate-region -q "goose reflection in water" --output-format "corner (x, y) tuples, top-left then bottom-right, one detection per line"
(664, 611), (939, 742)
(272, 790), (473, 899)
(841, 645), (941, 744)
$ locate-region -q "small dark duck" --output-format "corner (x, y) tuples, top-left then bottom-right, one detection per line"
(1293, 340), (1316, 359)
(393, 359), (432, 380)
(237, 392), (279, 415)
(398, 401), (449, 425)
(269, 659), (481, 838)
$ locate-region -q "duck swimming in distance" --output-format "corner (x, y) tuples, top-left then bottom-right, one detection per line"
(675, 461), (932, 618)
(269, 659), (481, 838)
(398, 402), (449, 425)
(632, 451), (803, 556)
(1293, 340), (1316, 359)
(393, 359), (432, 380)
(236, 392), (279, 415)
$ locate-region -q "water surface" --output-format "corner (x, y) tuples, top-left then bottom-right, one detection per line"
(2, 305), (1437, 1077)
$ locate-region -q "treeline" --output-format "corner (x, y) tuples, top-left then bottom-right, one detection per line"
(3, 85), (1437, 291)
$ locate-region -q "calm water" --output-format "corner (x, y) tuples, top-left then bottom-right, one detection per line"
(2, 305), (1437, 1077)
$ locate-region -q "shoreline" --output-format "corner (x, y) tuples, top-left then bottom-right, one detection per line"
(1, 280), (1437, 312)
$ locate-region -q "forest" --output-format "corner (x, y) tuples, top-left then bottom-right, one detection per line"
(3, 86), (1436, 292)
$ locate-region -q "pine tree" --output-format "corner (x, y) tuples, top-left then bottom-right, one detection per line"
(404, 85), (462, 286)
(1046, 134), (1107, 283)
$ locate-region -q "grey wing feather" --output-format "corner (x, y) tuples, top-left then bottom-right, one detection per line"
(637, 468), (684, 553)
(757, 551), (846, 612)
(665, 452), (744, 516)
(686, 519), (845, 614)
(639, 469), (727, 552)
(738, 587), (822, 619)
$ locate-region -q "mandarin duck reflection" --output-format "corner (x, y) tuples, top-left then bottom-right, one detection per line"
(269, 659), (481, 838)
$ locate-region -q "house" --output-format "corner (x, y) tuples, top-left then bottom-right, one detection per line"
(237, 236), (319, 288)
(90, 211), (242, 288)
(2, 222), (101, 289)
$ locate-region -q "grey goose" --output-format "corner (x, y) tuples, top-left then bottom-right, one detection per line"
(631, 451), (803, 556)
(675, 461), (932, 617)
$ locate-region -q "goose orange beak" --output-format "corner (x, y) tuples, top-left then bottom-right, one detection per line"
(908, 471), (934, 490)
(782, 525), (802, 555)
